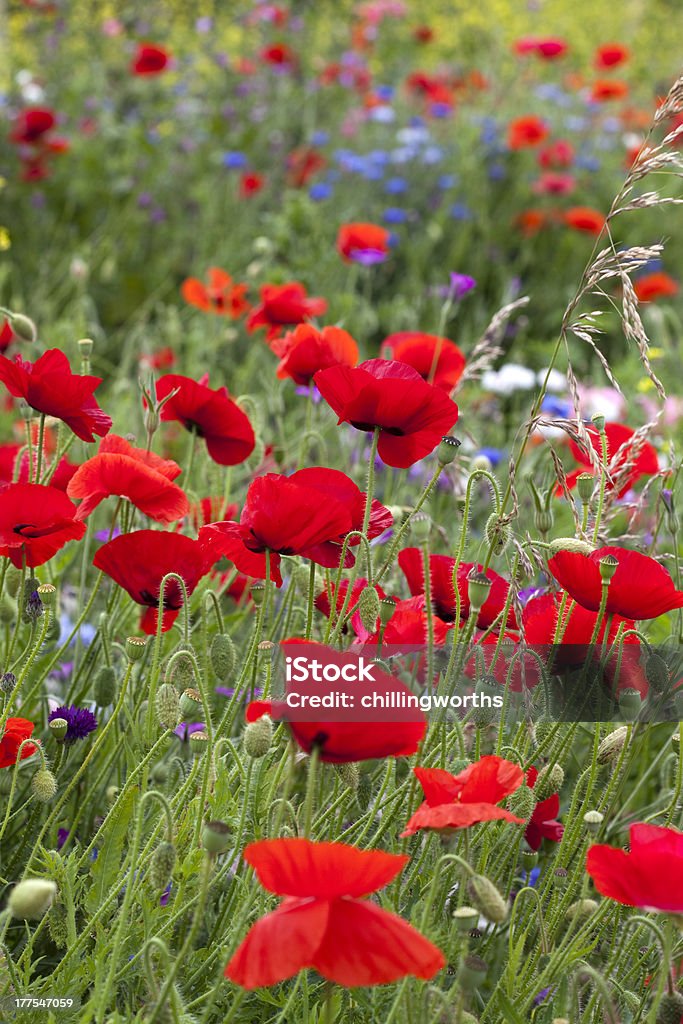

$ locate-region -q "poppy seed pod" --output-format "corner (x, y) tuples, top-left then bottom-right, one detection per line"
(244, 716), (273, 758)
(591, 413), (606, 432)
(179, 688), (203, 719)
(437, 435), (461, 466)
(251, 582), (266, 607)
(597, 726), (628, 764)
(467, 570), (492, 613)
(576, 473), (595, 502)
(189, 731), (209, 757)
(452, 906), (480, 934)
(125, 636), (147, 662)
(156, 683), (181, 730)
(598, 553), (618, 581)
(210, 633), (236, 681)
(468, 874), (508, 924)
(31, 767), (57, 803)
(35, 583), (57, 608)
(77, 337), (94, 359)
(202, 820), (231, 855)
(379, 596), (397, 625)
(583, 810), (604, 833)
(49, 718), (68, 742)
(9, 312), (38, 343)
(9, 879), (57, 920)
(458, 954), (488, 991)
(618, 688), (641, 721)
(150, 841), (176, 891)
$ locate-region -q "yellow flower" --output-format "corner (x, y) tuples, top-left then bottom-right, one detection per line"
(0, 228), (11, 251)
(637, 378), (654, 393)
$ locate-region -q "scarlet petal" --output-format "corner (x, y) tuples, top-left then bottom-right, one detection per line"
(401, 802), (525, 836)
(457, 755), (524, 805)
(225, 898), (329, 989)
(312, 899), (445, 986)
(244, 838), (408, 899)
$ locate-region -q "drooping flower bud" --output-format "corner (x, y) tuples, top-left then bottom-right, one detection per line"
(534, 763), (564, 801)
(468, 874), (508, 924)
(150, 841), (176, 891)
(485, 514), (511, 556)
(645, 653), (670, 694)
(210, 633), (236, 681)
(566, 899), (598, 921)
(9, 879), (57, 919)
(156, 683), (181, 730)
(9, 312), (38, 343)
(597, 726), (628, 764)
(507, 784), (536, 820)
(357, 586), (381, 633)
(31, 768), (57, 803)
(170, 645), (197, 688)
(93, 665), (117, 707)
(334, 761), (360, 791)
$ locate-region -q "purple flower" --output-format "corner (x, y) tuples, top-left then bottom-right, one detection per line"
(449, 272), (477, 299)
(173, 721), (206, 741)
(349, 248), (388, 266)
(48, 705), (98, 742)
(57, 828), (70, 850)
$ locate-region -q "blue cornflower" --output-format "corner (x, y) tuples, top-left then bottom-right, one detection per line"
(49, 705), (98, 743)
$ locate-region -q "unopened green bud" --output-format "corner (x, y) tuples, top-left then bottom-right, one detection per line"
(507, 784), (536, 820)
(334, 761), (360, 791)
(534, 763), (564, 801)
(656, 992), (683, 1024)
(357, 586), (380, 633)
(170, 646), (196, 688)
(583, 810), (604, 833)
(547, 538), (594, 557)
(437, 435), (461, 466)
(458, 954), (488, 991)
(31, 768), (57, 802)
(485, 514), (511, 556)
(210, 633), (236, 681)
(179, 688), (203, 719)
(467, 570), (492, 612)
(646, 653), (670, 693)
(156, 683), (181, 730)
(94, 665), (117, 707)
(150, 841), (176, 890)
(597, 726), (628, 764)
(468, 874), (508, 924)
(202, 820), (231, 856)
(49, 718), (68, 742)
(599, 553), (618, 581)
(9, 879), (57, 919)
(126, 636), (147, 662)
(9, 313), (38, 343)
(534, 509), (553, 535)
(576, 473), (595, 502)
(244, 716), (273, 758)
(106, 785), (119, 804)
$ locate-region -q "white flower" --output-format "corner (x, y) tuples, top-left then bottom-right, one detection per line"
(482, 363), (536, 396)
(538, 368), (566, 392)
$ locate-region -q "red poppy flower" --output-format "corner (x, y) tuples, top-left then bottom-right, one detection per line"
(246, 656), (427, 762)
(93, 529), (210, 633)
(357, 595), (451, 649)
(507, 116), (549, 149)
(337, 222), (391, 263)
(315, 358), (458, 469)
(0, 321), (15, 353)
(156, 373), (255, 466)
(522, 592), (634, 654)
(131, 43), (170, 75)
(188, 496), (238, 531)
(259, 42), (296, 67)
(561, 421), (659, 497)
(595, 43), (629, 69)
(400, 757), (525, 836)
(514, 37), (568, 59)
(225, 839), (445, 988)
(591, 79), (628, 102)
(0, 349), (112, 443)
(181, 268), (250, 317)
(382, 332), (465, 392)
(548, 546), (683, 621)
(199, 473), (355, 587)
(10, 107), (56, 144)
(66, 434), (189, 523)
(524, 766), (564, 851)
(398, 548), (516, 630)
(586, 824), (683, 912)
(140, 347), (176, 371)
(538, 140), (575, 168)
(270, 324), (359, 385)
(0, 719), (37, 769)
(247, 283), (328, 340)
(634, 272), (678, 303)
(516, 209), (549, 236)
(239, 172), (264, 198)
(563, 207), (605, 234)
(413, 25), (435, 44)
(286, 147), (326, 188)
(287, 467), (392, 566)
(0, 444), (77, 492)
(0, 483), (86, 568)
(533, 172), (575, 195)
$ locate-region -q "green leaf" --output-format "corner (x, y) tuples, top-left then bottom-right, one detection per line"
(85, 787), (137, 915)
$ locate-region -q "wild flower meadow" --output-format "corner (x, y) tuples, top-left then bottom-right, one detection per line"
(3, 2), (683, 1022)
